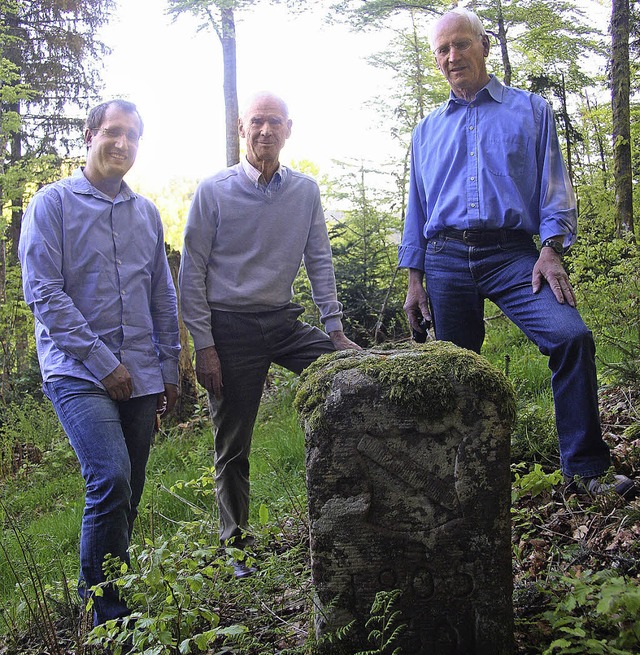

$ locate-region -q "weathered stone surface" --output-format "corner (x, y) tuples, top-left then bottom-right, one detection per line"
(295, 343), (516, 655)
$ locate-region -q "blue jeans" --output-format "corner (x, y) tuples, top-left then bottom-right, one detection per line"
(424, 232), (611, 478)
(44, 376), (157, 625)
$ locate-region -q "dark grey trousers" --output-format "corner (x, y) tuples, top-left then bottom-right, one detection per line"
(207, 303), (335, 545)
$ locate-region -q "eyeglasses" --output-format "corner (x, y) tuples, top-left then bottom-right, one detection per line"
(433, 38), (478, 58)
(91, 127), (141, 143)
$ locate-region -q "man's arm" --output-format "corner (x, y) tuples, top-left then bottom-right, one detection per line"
(18, 188), (122, 383)
(102, 363), (133, 401)
(178, 181), (218, 353)
(157, 383), (179, 416)
(302, 187), (358, 346)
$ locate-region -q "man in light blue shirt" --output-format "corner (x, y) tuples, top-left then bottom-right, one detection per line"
(399, 8), (635, 499)
(19, 99), (181, 624)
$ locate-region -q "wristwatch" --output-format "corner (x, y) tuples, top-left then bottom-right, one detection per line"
(541, 238), (564, 256)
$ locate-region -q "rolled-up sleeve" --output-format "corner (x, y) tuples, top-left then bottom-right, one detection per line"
(537, 102), (577, 247)
(398, 137), (428, 270)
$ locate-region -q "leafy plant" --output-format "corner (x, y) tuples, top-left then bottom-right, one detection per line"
(542, 569), (640, 654)
(355, 589), (406, 655)
(85, 520), (247, 654)
(512, 463), (563, 502)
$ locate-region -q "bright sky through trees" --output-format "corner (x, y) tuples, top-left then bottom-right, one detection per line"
(99, 0), (399, 190)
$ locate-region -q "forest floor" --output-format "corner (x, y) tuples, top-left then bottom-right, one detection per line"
(2, 385), (640, 655)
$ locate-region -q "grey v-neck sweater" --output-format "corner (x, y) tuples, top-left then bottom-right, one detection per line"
(179, 164), (344, 350)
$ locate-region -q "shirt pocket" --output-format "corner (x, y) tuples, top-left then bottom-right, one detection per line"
(483, 135), (530, 178)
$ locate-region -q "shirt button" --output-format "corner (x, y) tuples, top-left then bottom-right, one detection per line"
(113, 231), (119, 237)
(122, 290), (127, 295)
(470, 176), (475, 181)
(470, 151), (475, 157)
(117, 259), (122, 265)
(470, 203), (476, 208)
(469, 125), (474, 130)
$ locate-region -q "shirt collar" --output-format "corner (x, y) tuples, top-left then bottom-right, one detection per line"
(437, 74), (504, 115)
(71, 167), (136, 201)
(241, 157), (286, 188)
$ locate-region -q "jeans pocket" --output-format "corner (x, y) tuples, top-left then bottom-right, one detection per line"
(427, 237), (446, 255)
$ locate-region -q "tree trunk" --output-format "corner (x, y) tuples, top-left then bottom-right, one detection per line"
(494, 0), (512, 87)
(166, 245), (199, 424)
(221, 7), (239, 166)
(611, 0), (635, 237)
(9, 128), (23, 265)
(559, 74), (573, 184)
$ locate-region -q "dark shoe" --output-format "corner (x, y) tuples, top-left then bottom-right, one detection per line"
(564, 472), (638, 499)
(232, 560), (257, 579)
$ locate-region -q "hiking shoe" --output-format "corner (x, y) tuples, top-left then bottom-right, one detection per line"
(564, 473), (638, 499)
(232, 560), (257, 579)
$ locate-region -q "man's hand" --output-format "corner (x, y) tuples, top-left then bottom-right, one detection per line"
(403, 268), (432, 335)
(532, 247), (576, 307)
(329, 330), (362, 351)
(195, 346), (223, 399)
(157, 383), (179, 416)
(101, 363), (133, 401)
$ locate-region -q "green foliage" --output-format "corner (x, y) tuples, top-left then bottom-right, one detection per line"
(356, 589), (406, 655)
(135, 176), (197, 250)
(316, 589), (407, 655)
(0, 395), (61, 479)
(512, 463), (563, 503)
(511, 463), (563, 553)
(541, 570), (640, 654)
(325, 161), (406, 345)
(570, 232), (640, 387)
(0, 498), (84, 655)
(0, 260), (37, 404)
(85, 528), (248, 655)
(511, 396), (560, 467)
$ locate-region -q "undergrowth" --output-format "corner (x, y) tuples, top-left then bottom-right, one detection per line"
(0, 359), (639, 653)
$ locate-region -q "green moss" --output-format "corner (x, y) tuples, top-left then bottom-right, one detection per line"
(295, 342), (516, 425)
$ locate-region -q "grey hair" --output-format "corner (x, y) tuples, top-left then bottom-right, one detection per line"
(429, 7), (488, 50)
(241, 91), (289, 119)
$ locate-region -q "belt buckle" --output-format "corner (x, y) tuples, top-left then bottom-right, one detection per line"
(462, 229), (476, 245)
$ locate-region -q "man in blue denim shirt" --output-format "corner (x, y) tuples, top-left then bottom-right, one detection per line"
(399, 8), (636, 499)
(19, 100), (181, 624)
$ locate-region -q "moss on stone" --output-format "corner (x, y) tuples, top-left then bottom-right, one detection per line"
(295, 341), (516, 424)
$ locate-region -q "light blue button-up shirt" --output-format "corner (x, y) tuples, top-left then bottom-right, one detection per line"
(241, 157), (287, 197)
(19, 168), (180, 397)
(399, 76), (577, 271)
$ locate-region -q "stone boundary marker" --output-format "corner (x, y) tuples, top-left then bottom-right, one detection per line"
(295, 342), (517, 655)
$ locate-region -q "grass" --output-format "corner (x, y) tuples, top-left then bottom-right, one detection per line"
(0, 374), (309, 642)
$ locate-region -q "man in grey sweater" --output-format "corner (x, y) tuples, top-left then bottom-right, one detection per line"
(179, 92), (359, 576)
